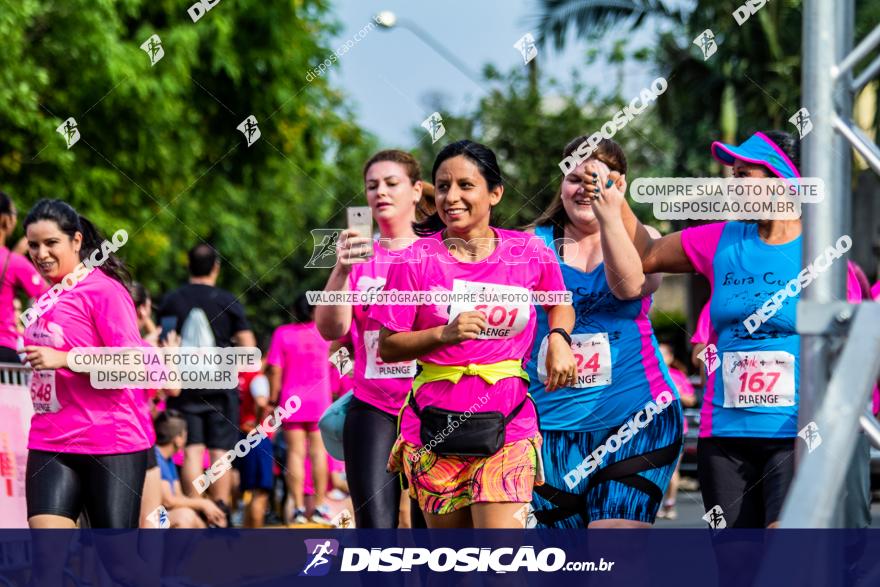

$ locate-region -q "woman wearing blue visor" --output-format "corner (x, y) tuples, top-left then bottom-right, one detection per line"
(587, 130), (870, 528)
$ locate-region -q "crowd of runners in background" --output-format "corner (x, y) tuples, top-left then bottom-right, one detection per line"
(5, 129), (880, 531)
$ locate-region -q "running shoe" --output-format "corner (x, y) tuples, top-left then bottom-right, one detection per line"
(208, 500), (231, 528)
(310, 504), (333, 525)
(230, 507), (244, 528)
(658, 504), (678, 520)
(327, 488), (348, 501)
(292, 508), (309, 525)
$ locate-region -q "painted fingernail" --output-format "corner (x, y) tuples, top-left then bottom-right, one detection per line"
(593, 188), (600, 194)
(606, 179), (614, 188)
(591, 172), (597, 178)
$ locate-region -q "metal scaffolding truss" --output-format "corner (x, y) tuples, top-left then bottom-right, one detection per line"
(778, 0), (880, 530)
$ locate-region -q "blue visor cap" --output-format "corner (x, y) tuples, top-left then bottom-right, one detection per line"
(710, 132), (801, 180)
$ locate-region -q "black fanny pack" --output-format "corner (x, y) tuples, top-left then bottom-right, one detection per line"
(407, 393), (528, 457)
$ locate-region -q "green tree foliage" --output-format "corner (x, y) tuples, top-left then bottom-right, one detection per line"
(0, 0), (377, 343)
(534, 0), (880, 176)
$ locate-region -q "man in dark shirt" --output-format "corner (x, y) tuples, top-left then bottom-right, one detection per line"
(158, 243), (256, 507)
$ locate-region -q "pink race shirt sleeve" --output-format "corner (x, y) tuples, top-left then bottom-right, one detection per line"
(91, 279), (145, 349)
(265, 327), (284, 367)
(670, 368), (695, 398)
(13, 253), (47, 298)
(134, 337), (157, 445)
(680, 222), (726, 285)
(845, 261), (868, 302)
(0, 251), (47, 350)
(843, 262), (879, 414)
(533, 240), (566, 303)
(369, 250), (419, 334)
(691, 301), (712, 344)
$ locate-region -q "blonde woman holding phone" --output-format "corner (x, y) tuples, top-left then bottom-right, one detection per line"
(315, 149), (426, 528)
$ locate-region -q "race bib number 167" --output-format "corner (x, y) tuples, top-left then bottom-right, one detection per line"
(722, 350), (795, 408)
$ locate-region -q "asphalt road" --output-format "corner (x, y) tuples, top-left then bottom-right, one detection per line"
(655, 487), (880, 528)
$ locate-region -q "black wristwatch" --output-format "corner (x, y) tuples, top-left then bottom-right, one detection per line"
(549, 328), (572, 345)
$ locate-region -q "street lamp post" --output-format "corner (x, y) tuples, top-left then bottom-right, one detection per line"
(374, 10), (485, 88)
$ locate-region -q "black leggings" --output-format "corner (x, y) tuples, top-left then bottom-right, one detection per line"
(698, 437), (794, 528)
(27, 449), (148, 528)
(343, 396), (425, 528)
(0, 345), (21, 363)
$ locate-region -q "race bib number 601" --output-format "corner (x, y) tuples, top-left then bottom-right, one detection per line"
(447, 280), (530, 339)
(722, 350), (795, 408)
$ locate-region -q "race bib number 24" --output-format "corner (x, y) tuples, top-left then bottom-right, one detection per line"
(537, 332), (612, 388)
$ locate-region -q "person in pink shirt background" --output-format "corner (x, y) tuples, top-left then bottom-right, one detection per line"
(372, 140), (576, 529)
(302, 455), (350, 520)
(845, 266), (880, 417)
(131, 281), (184, 528)
(21, 199), (149, 531)
(0, 191), (47, 362)
(657, 342), (697, 520)
(874, 280), (880, 415)
(267, 294), (334, 525)
(690, 300), (713, 383)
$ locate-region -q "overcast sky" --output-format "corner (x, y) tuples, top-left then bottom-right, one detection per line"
(325, 0), (658, 147)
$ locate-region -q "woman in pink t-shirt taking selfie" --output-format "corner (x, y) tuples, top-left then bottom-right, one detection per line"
(371, 140), (576, 529)
(22, 199), (150, 529)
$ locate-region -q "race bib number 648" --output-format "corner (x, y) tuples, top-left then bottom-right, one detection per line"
(30, 370), (60, 414)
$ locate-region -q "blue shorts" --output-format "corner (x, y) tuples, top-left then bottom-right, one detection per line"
(532, 399), (683, 526)
(237, 435), (274, 491)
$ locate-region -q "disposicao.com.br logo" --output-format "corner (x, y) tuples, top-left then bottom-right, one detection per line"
(301, 539), (340, 577)
(299, 540), (615, 574)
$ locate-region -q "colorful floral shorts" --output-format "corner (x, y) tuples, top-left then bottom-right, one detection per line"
(388, 434), (543, 515)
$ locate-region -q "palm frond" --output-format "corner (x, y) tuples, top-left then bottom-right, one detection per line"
(533, 0), (677, 50)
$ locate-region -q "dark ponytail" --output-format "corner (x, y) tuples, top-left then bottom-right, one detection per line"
(413, 140), (504, 237)
(413, 207), (446, 236)
(23, 199), (131, 288)
(0, 191), (14, 216)
(131, 281), (150, 308)
(290, 292), (314, 324)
